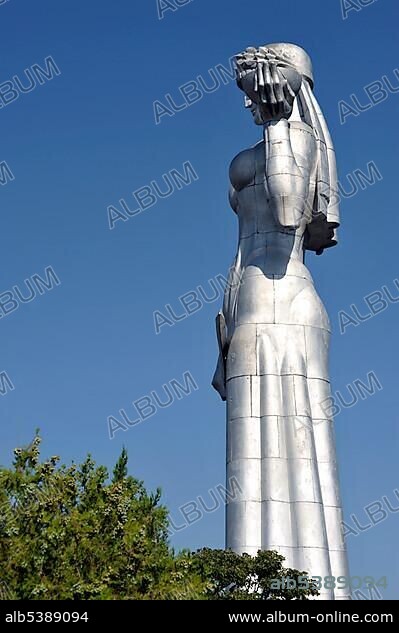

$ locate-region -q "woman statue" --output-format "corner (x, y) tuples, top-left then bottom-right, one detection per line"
(212, 43), (350, 600)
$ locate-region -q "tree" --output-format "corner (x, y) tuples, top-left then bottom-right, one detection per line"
(0, 434), (317, 600)
(193, 548), (319, 599)
(0, 433), (203, 600)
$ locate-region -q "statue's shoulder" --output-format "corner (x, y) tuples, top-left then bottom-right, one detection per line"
(229, 141), (263, 191)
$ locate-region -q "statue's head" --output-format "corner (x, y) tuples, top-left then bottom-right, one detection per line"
(235, 43), (313, 125)
(262, 43), (313, 86)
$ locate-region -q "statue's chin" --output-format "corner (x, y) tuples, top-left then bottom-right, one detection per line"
(252, 109), (291, 125)
(251, 112), (264, 125)
(253, 114), (273, 126)
(251, 105), (279, 125)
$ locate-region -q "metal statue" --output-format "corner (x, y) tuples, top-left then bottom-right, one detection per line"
(212, 43), (349, 600)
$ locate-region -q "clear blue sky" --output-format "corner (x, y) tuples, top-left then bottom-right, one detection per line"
(1, 0), (398, 599)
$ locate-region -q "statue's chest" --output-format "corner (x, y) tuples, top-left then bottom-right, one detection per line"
(229, 143), (265, 192)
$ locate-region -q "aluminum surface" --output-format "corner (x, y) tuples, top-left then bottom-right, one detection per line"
(213, 43), (350, 600)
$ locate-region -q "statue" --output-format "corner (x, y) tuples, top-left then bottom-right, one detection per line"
(212, 43), (350, 600)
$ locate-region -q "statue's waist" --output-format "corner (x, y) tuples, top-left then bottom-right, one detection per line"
(229, 274), (328, 330)
(238, 257), (312, 281)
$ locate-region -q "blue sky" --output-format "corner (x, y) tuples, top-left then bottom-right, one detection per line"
(1, 0), (398, 599)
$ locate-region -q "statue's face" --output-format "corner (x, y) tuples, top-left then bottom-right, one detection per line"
(244, 96), (264, 125)
(244, 95), (270, 125)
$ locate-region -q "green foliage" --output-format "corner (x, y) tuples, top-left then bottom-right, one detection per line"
(112, 446), (128, 483)
(0, 434), (202, 600)
(0, 434), (317, 601)
(193, 548), (319, 599)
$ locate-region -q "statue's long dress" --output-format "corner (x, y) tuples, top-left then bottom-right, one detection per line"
(218, 106), (350, 600)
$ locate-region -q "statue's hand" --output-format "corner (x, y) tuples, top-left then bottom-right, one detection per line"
(236, 49), (302, 120)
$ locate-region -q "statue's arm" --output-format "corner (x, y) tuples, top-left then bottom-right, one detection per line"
(264, 118), (308, 229)
(212, 189), (240, 400)
(235, 49), (308, 229)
